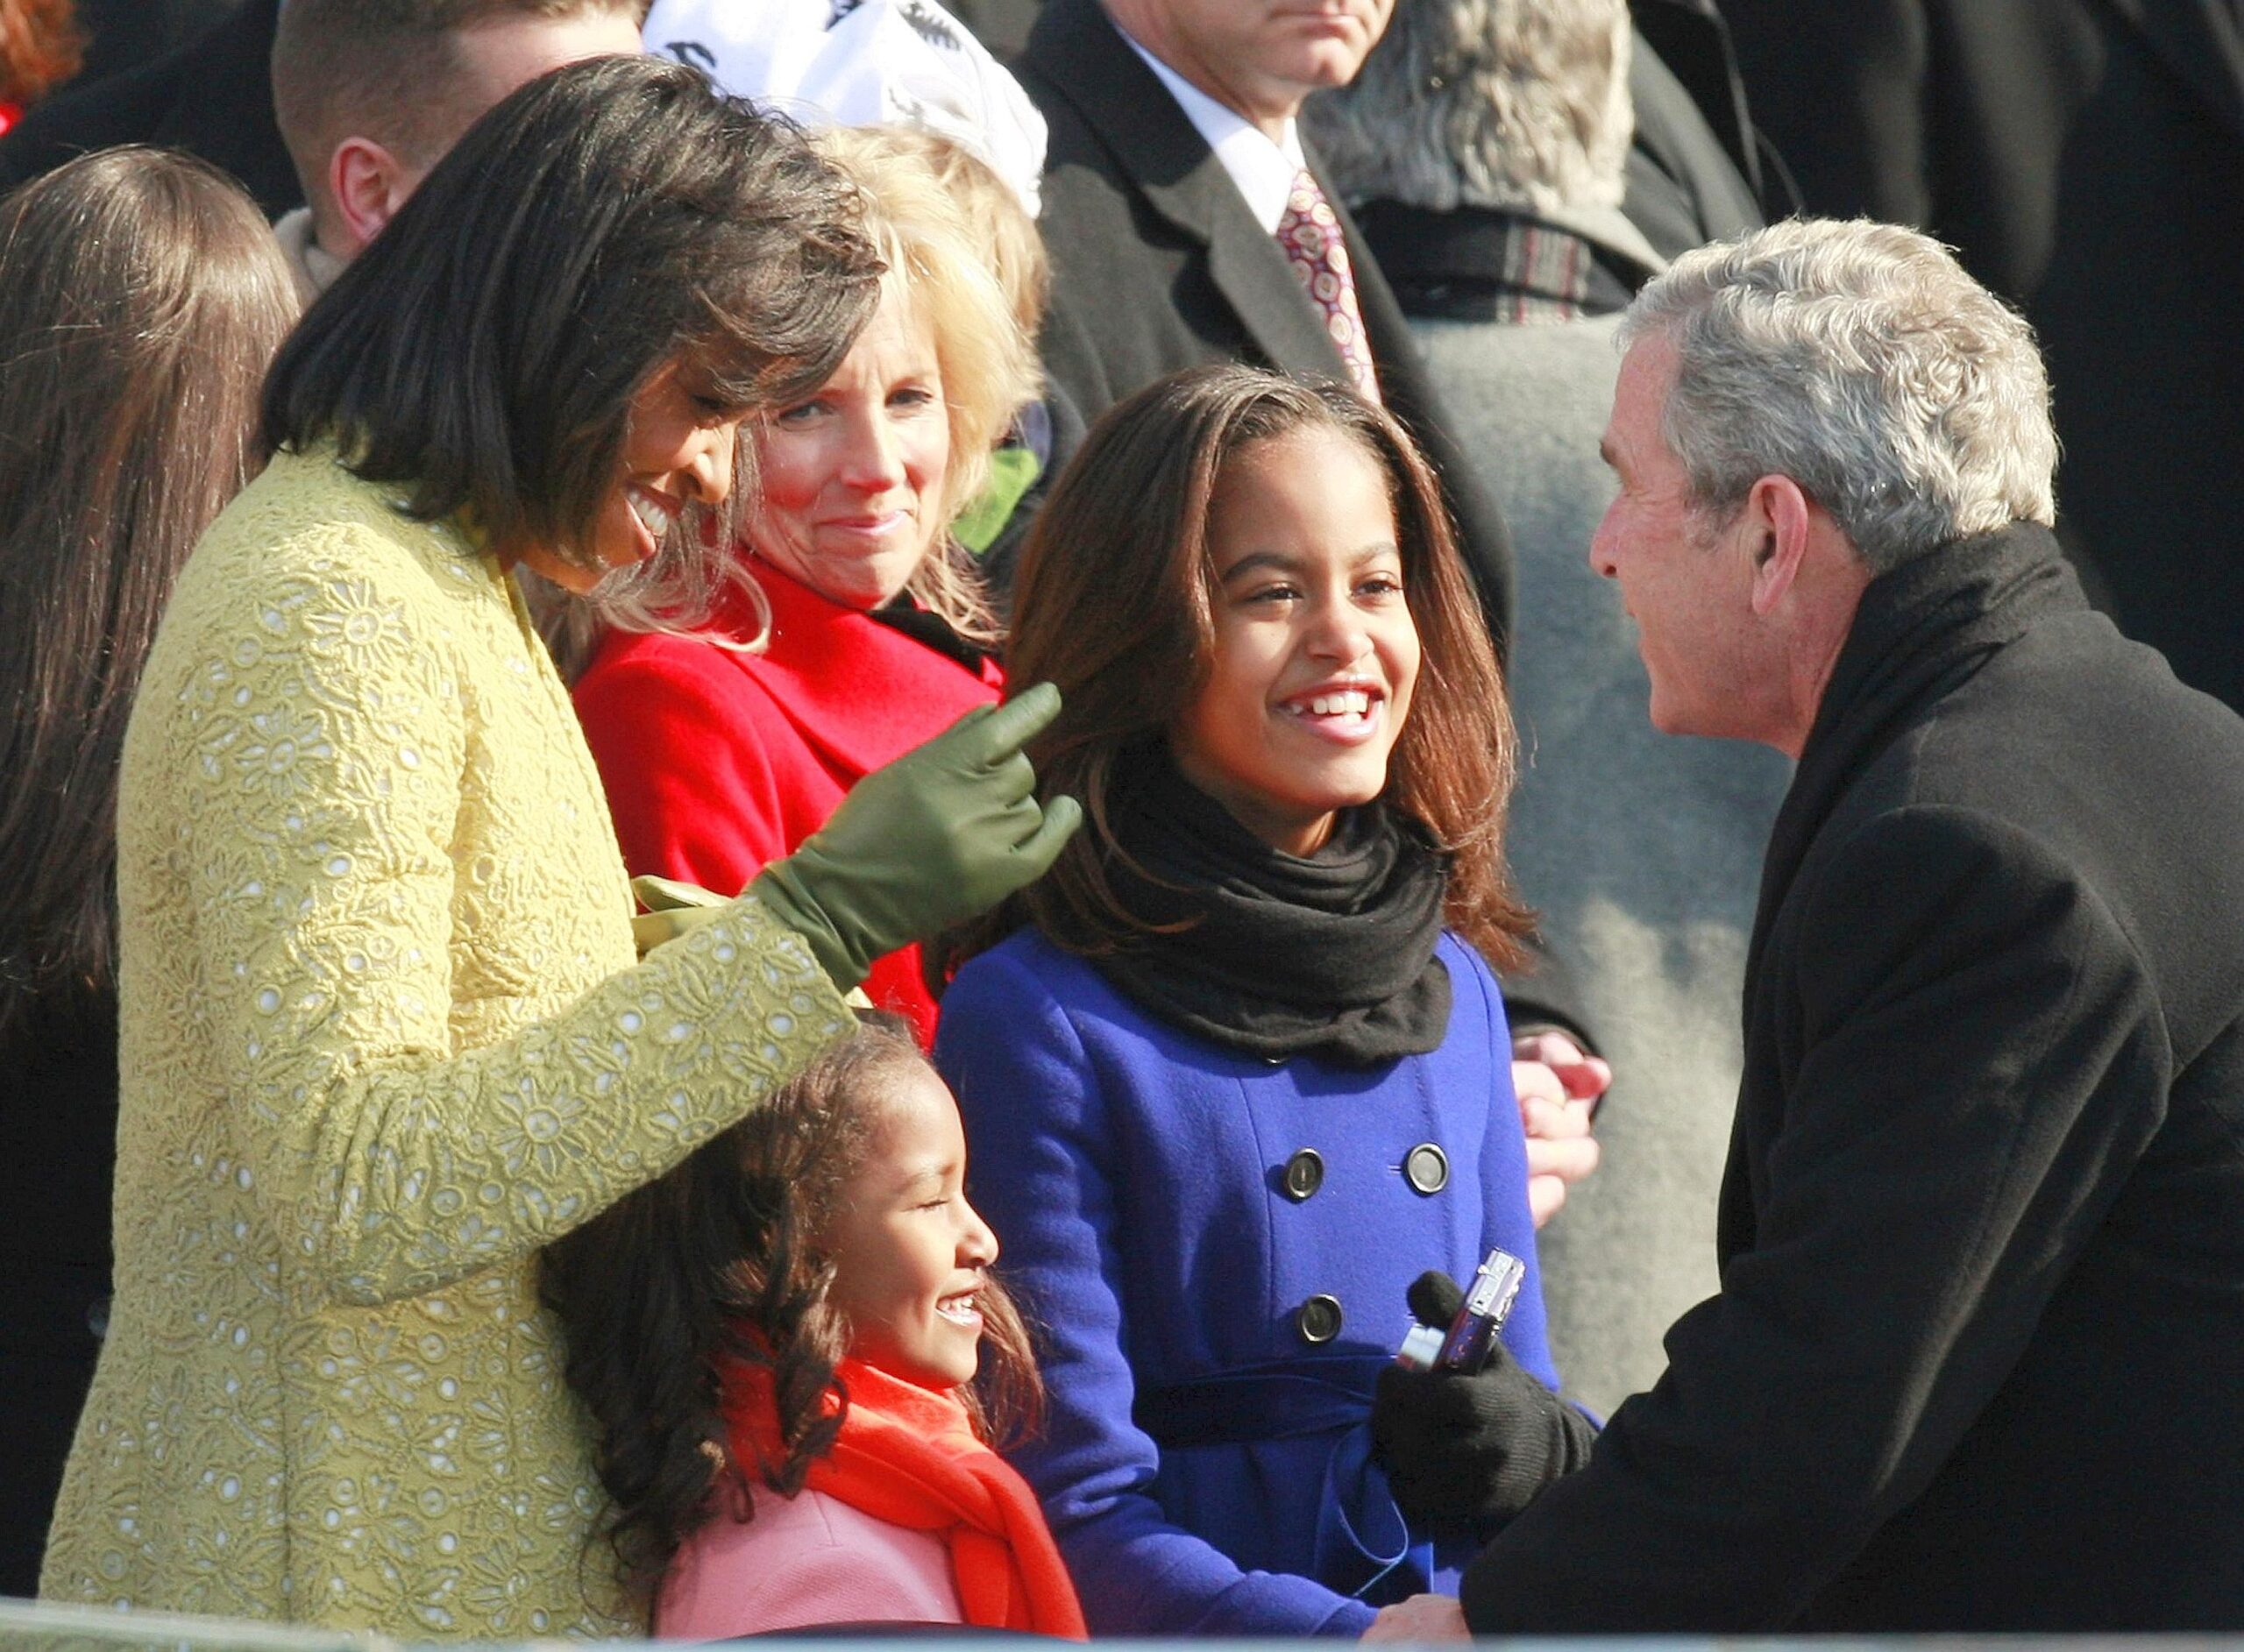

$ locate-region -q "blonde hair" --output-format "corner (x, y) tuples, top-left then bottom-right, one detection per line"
(839, 125), (1051, 341)
(788, 124), (1043, 645)
(557, 122), (1043, 670)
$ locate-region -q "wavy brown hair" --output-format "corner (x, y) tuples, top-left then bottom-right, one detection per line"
(540, 1015), (1041, 1604)
(947, 364), (1532, 976)
(0, 148), (297, 1041)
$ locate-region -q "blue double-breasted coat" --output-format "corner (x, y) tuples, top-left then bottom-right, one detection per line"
(934, 928), (1558, 1636)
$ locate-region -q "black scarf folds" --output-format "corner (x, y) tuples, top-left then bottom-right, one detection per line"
(1090, 742), (1452, 1066)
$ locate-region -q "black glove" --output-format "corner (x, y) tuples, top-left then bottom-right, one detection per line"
(1371, 1269), (1596, 1537)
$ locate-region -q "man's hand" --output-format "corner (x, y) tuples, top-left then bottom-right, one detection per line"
(1513, 1029), (1610, 1225)
(1361, 1595), (1470, 1641)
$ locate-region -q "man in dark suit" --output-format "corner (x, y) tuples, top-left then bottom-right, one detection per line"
(1019, 0), (1515, 649)
(1369, 218), (2244, 1634)
(1721, 0), (2244, 716)
(1015, 0), (1609, 1195)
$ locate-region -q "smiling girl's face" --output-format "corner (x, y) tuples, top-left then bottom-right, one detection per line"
(1169, 424), (1420, 857)
(820, 1065), (998, 1390)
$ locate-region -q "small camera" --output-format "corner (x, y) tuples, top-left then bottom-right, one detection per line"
(1395, 1248), (1527, 1376)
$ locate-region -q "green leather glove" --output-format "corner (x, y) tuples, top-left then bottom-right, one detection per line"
(747, 682), (1083, 990)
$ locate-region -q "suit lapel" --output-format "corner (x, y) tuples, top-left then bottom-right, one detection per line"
(2095, 0), (2244, 143)
(1026, 0), (1353, 381)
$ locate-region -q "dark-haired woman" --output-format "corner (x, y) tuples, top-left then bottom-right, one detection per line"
(0, 145), (297, 1602)
(39, 58), (1076, 1635)
(934, 366), (1576, 1636)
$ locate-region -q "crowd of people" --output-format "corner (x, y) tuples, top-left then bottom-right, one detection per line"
(1, 0), (2240, 1641)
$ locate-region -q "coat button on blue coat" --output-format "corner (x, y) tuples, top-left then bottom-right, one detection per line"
(1404, 1142), (1450, 1195)
(1296, 1294), (1344, 1344)
(1282, 1147), (1325, 1201)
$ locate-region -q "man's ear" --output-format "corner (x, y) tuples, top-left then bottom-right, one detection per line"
(1746, 473), (1814, 617)
(328, 135), (411, 258)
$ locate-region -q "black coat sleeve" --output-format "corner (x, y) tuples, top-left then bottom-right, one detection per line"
(1459, 804), (2170, 1631)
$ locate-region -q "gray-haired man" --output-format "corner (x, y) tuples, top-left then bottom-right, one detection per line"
(1369, 217), (2244, 1636)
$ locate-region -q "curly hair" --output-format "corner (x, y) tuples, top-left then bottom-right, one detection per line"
(540, 1015), (1041, 1604)
(1304, 0), (1634, 216)
(941, 364), (1532, 979)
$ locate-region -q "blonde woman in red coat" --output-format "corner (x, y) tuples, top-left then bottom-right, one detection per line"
(574, 129), (1040, 1045)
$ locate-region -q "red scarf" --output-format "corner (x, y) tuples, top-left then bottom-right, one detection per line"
(722, 1355), (1087, 1639)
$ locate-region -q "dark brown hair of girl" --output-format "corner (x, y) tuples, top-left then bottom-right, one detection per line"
(263, 53), (884, 578)
(0, 147), (298, 1042)
(944, 363), (1532, 977)
(539, 1015), (1043, 1604)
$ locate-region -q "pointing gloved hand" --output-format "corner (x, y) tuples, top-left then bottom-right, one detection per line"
(1371, 1269), (1596, 1537)
(747, 681), (1083, 990)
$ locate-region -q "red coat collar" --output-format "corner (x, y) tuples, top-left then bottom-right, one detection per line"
(721, 559), (1002, 780)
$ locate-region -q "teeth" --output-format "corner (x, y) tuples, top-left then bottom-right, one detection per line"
(628, 490), (675, 542)
(936, 1295), (980, 1323)
(1303, 691), (1373, 717)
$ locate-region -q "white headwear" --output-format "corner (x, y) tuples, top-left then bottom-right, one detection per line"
(644, 0), (1048, 217)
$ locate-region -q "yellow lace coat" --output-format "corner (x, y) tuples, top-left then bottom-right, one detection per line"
(40, 451), (850, 1636)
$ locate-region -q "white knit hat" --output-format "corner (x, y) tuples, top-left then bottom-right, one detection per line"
(643, 0), (1049, 216)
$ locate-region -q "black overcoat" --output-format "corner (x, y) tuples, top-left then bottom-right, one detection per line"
(1015, 0), (1516, 659)
(1457, 523), (2244, 1631)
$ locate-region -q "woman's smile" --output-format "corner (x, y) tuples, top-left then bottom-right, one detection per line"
(753, 287), (951, 610)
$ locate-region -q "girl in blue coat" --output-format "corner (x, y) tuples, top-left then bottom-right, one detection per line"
(934, 365), (1569, 1636)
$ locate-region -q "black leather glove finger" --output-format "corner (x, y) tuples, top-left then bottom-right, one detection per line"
(1372, 1337), (1597, 1537)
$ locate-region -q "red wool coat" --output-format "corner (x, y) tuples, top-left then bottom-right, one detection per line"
(572, 560), (1003, 1045)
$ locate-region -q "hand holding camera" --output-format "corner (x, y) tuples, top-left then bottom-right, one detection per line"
(1372, 1267), (1597, 1536)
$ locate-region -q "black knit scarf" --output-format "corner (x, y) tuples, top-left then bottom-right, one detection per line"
(1090, 742), (1452, 1065)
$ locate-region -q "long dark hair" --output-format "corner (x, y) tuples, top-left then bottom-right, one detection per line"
(263, 53), (884, 578)
(541, 1016), (1042, 1603)
(951, 365), (1532, 975)
(0, 148), (298, 1041)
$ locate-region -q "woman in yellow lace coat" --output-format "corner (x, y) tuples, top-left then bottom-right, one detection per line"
(39, 60), (1078, 1637)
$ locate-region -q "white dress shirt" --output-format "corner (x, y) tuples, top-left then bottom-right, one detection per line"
(1118, 30), (1308, 234)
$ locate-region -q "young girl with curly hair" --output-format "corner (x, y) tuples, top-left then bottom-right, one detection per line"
(543, 1016), (1085, 1639)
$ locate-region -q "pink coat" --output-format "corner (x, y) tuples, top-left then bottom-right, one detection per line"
(657, 1479), (965, 1640)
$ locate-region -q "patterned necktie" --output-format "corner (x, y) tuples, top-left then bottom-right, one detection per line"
(1275, 168), (1382, 404)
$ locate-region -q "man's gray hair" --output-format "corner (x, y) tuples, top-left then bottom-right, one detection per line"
(1305, 0), (1633, 215)
(1623, 218), (2057, 571)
